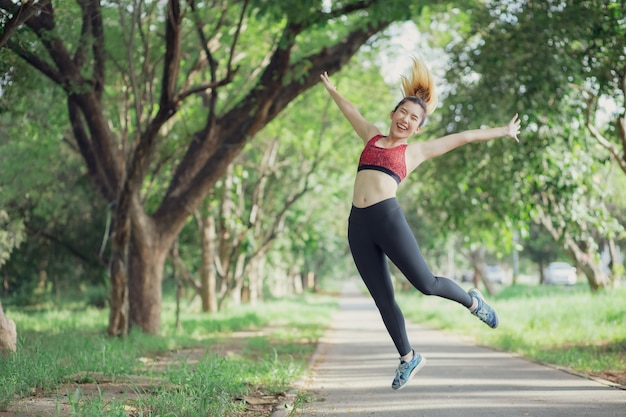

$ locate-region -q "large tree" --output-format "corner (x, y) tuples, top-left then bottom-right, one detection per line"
(427, 0), (625, 289)
(0, 0), (440, 335)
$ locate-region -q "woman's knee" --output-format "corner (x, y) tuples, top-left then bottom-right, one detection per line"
(372, 295), (399, 314)
(408, 274), (438, 295)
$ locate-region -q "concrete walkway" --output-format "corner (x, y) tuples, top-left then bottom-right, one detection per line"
(271, 280), (626, 417)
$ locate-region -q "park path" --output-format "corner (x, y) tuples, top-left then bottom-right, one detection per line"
(271, 280), (626, 417)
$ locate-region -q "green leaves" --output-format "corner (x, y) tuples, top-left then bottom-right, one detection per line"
(0, 210), (24, 268)
(437, 1), (625, 245)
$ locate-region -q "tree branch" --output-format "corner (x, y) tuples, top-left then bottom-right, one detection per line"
(181, 0), (246, 109)
(177, 74), (236, 102)
(77, 0), (105, 97)
(159, 0), (183, 113)
(570, 82), (626, 174)
(24, 223), (106, 268)
(0, 0), (50, 47)
(125, 0), (184, 196)
(67, 97), (118, 201)
(155, 7), (392, 242)
(6, 39), (62, 83)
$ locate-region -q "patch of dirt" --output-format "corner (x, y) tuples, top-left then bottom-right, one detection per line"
(0, 379), (284, 417)
(0, 375), (163, 417)
(594, 371), (626, 387)
(233, 389), (288, 417)
(0, 332), (291, 417)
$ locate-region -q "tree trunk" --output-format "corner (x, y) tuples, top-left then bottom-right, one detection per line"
(535, 208), (611, 291)
(563, 235), (610, 291)
(539, 206), (609, 291)
(467, 247), (495, 295)
(200, 214), (217, 313)
(0, 301), (16, 356)
(607, 238), (622, 286)
(109, 196), (171, 335)
(127, 213), (168, 334)
(292, 267), (303, 295)
(248, 256), (265, 305)
(229, 253), (246, 306)
(539, 261), (547, 285)
(171, 240), (182, 329)
(108, 213), (130, 337)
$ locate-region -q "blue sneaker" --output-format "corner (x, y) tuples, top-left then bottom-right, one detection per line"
(391, 350), (426, 390)
(469, 288), (499, 328)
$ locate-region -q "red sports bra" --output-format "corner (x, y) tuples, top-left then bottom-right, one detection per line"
(357, 135), (407, 184)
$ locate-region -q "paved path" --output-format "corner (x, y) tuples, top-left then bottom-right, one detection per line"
(271, 280), (626, 417)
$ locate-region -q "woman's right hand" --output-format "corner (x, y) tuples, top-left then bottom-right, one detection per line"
(320, 72), (337, 93)
(319, 71), (380, 143)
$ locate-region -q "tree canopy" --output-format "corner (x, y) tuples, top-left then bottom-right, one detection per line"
(0, 0), (448, 334)
(421, 0), (625, 288)
(1, 0), (624, 338)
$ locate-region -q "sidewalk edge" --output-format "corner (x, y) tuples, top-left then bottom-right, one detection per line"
(269, 331), (327, 417)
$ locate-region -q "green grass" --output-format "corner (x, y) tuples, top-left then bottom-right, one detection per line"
(0, 292), (338, 416)
(3, 281), (625, 416)
(397, 283), (626, 380)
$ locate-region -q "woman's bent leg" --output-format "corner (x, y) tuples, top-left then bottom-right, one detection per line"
(379, 211), (473, 308)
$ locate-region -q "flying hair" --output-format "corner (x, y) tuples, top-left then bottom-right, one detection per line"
(400, 56), (438, 115)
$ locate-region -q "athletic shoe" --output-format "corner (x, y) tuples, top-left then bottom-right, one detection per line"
(468, 288), (499, 328)
(391, 350), (426, 390)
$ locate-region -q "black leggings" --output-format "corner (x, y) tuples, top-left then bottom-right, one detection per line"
(348, 198), (473, 357)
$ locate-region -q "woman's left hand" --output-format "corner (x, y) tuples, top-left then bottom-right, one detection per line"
(507, 113), (521, 143)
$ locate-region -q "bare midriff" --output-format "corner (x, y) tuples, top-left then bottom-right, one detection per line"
(352, 170), (399, 208)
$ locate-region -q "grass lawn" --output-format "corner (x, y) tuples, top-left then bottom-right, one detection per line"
(397, 282), (626, 386)
(0, 291), (338, 417)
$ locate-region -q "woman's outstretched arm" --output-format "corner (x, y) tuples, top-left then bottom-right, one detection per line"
(407, 114), (521, 168)
(320, 72), (380, 144)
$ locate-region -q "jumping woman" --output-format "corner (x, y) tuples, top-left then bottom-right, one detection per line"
(320, 57), (521, 390)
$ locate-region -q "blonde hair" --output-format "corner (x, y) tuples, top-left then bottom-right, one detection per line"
(400, 56), (437, 115)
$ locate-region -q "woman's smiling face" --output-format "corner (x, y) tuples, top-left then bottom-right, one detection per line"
(390, 101), (425, 138)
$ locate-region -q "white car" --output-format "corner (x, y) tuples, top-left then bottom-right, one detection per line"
(460, 265), (505, 283)
(544, 262), (577, 285)
(485, 265), (506, 283)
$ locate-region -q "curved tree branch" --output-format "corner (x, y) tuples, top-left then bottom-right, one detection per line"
(570, 82), (626, 174)
(6, 39), (63, 83)
(0, 0), (50, 47)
